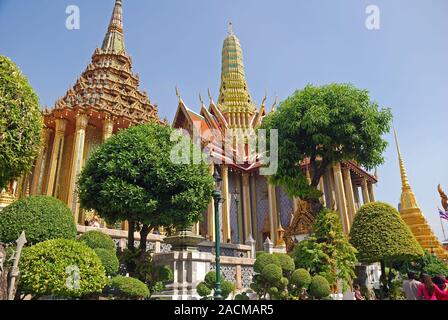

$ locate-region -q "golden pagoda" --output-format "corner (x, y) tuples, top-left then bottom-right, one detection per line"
(27, 0), (160, 224)
(394, 130), (448, 259)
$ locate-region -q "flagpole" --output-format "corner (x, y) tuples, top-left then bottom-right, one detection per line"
(439, 208), (447, 241)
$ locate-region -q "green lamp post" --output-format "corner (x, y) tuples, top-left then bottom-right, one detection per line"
(212, 165), (223, 300)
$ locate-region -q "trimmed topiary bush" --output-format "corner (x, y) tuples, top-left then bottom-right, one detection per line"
(221, 280), (235, 300)
(291, 268), (311, 289)
(309, 275), (331, 300)
(0, 55), (43, 188)
(0, 196), (77, 245)
(19, 239), (107, 298)
(78, 230), (116, 252)
(94, 248), (119, 276)
(204, 271), (217, 288)
(254, 253), (281, 273)
(274, 253), (295, 275)
(261, 264), (283, 284)
(234, 292), (250, 300)
(350, 202), (424, 264)
(197, 282), (212, 298)
(109, 276), (150, 300)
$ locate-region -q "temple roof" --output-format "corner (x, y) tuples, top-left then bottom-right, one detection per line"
(44, 0), (159, 129)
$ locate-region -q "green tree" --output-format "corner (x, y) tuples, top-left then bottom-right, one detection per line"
(349, 202), (424, 295)
(259, 83), (392, 213)
(78, 123), (214, 252)
(292, 209), (358, 292)
(0, 196), (77, 245)
(0, 56), (43, 188)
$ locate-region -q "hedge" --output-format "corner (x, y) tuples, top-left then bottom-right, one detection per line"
(94, 248), (119, 276)
(78, 230), (116, 252)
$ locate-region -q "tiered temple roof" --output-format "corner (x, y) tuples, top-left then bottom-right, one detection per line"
(43, 0), (159, 130)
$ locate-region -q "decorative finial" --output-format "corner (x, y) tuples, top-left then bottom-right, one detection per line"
(207, 88), (215, 105)
(393, 127), (411, 191)
(261, 91), (267, 107)
(271, 95), (278, 113)
(175, 86), (184, 104)
(228, 22), (234, 35)
(199, 93), (205, 107)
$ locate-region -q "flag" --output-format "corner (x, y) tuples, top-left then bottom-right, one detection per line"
(439, 208), (448, 221)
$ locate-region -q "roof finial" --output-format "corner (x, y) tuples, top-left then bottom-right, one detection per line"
(393, 127), (411, 191)
(228, 22), (234, 35)
(208, 88), (215, 105)
(271, 95), (278, 113)
(175, 86), (184, 104)
(261, 91), (267, 107)
(199, 93), (205, 107)
(102, 0), (125, 53)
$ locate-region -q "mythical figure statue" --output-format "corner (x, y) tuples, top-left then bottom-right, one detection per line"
(438, 184), (448, 212)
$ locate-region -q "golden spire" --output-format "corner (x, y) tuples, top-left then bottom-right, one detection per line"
(175, 86), (184, 104)
(393, 128), (411, 191)
(218, 22), (256, 125)
(102, 0), (125, 53)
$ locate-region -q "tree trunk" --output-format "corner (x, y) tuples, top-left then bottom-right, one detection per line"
(128, 220), (135, 252)
(380, 260), (388, 298)
(139, 225), (150, 254)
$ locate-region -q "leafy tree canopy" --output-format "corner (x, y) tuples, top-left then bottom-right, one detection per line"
(259, 83), (392, 200)
(78, 123), (214, 229)
(350, 202), (424, 264)
(0, 56), (43, 188)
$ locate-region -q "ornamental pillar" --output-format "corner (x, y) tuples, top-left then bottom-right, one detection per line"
(46, 119), (67, 196)
(221, 166), (231, 243)
(242, 173), (252, 242)
(342, 167), (356, 225)
(67, 114), (89, 224)
(368, 182), (376, 202)
(333, 163), (351, 234)
(31, 128), (52, 195)
(318, 177), (326, 205)
(102, 118), (114, 141)
(361, 178), (371, 205)
(267, 183), (278, 244)
(207, 163), (215, 241)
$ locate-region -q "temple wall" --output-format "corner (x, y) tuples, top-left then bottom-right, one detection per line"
(276, 186), (293, 229)
(228, 170), (239, 244)
(255, 174), (269, 248)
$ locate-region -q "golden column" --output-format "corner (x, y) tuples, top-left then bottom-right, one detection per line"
(267, 183), (278, 243)
(342, 167), (356, 225)
(242, 173), (252, 241)
(367, 182), (376, 202)
(333, 163), (351, 234)
(221, 166), (231, 242)
(67, 114), (89, 223)
(361, 177), (371, 205)
(46, 119), (67, 196)
(318, 177), (326, 205)
(30, 128), (52, 195)
(102, 118), (114, 141)
(207, 163), (215, 241)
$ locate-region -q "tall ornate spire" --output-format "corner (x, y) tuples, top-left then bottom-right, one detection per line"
(218, 23), (256, 128)
(102, 0), (125, 53)
(394, 128), (448, 259)
(394, 129), (411, 191)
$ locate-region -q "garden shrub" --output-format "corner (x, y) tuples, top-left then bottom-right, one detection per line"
(19, 239), (107, 298)
(0, 196), (76, 245)
(274, 253), (295, 275)
(79, 230), (116, 252)
(261, 264), (283, 284)
(109, 276), (150, 300)
(309, 275), (331, 300)
(291, 268), (311, 289)
(197, 282), (212, 298)
(197, 271), (235, 300)
(254, 253), (281, 273)
(94, 248), (119, 276)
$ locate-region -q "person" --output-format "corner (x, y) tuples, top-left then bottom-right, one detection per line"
(433, 275), (448, 300)
(418, 274), (444, 300)
(354, 284), (365, 300)
(403, 271), (421, 300)
(91, 216), (101, 229)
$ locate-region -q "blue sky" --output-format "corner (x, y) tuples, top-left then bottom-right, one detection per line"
(1, 0), (448, 240)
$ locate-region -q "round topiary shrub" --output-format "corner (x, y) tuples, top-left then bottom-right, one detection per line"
(350, 202), (423, 263)
(254, 253), (281, 273)
(0, 55), (43, 188)
(291, 268), (312, 289)
(261, 264), (283, 284)
(197, 282), (212, 298)
(309, 275), (331, 299)
(221, 280), (235, 299)
(94, 248), (119, 276)
(205, 271), (219, 288)
(0, 196), (77, 245)
(234, 292), (250, 300)
(109, 276), (150, 300)
(19, 239), (107, 298)
(274, 253), (295, 275)
(78, 230), (116, 252)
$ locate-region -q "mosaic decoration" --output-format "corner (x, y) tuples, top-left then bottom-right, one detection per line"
(241, 266), (255, 288)
(228, 171), (240, 244)
(277, 187), (293, 229)
(255, 175), (269, 245)
(209, 264), (237, 282)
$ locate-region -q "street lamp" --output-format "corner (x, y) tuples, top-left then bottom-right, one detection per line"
(232, 188), (240, 243)
(212, 165), (223, 300)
